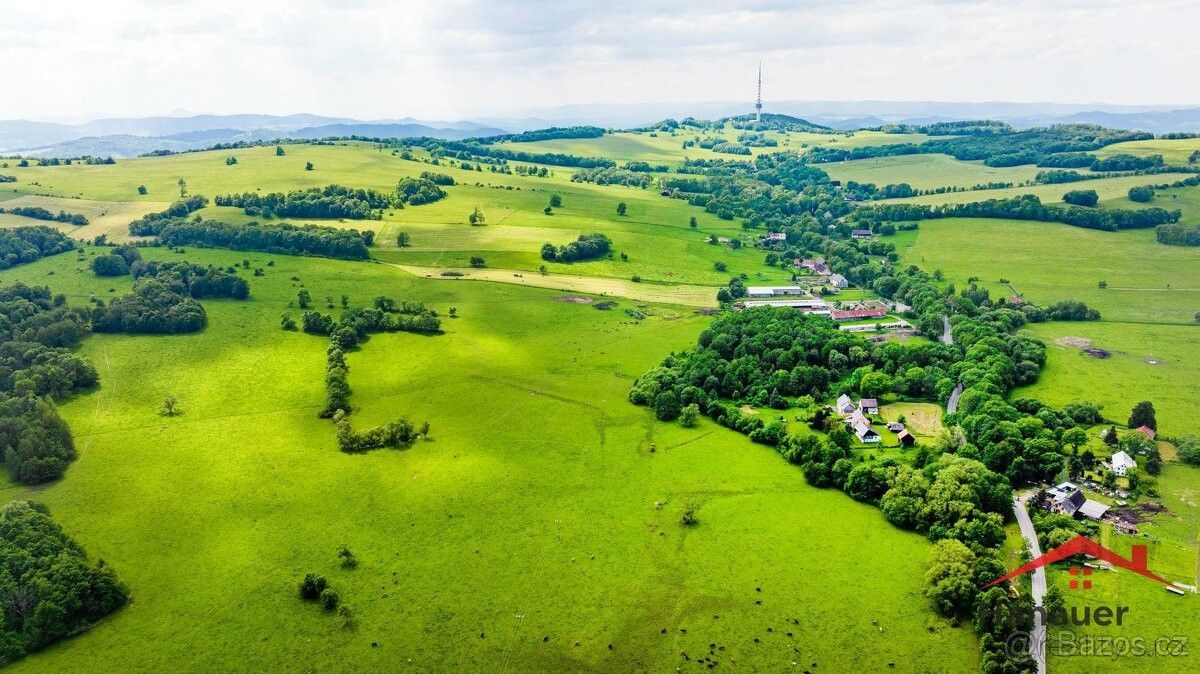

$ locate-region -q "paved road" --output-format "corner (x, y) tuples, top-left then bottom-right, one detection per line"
(946, 382), (965, 415)
(1014, 490), (1048, 674)
(940, 315), (954, 345)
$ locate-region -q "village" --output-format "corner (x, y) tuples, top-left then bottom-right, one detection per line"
(738, 248), (912, 335)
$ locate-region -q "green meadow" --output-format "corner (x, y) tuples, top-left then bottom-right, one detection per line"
(1094, 137), (1200, 165)
(889, 172), (1196, 205)
(821, 154), (1042, 190)
(0, 246), (977, 671)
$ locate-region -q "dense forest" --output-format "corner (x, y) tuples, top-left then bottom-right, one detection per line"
(0, 501), (129, 663)
(0, 227), (76, 270)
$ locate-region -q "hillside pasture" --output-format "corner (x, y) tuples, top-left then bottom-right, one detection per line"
(885, 172), (1197, 206)
(0, 193), (168, 240)
(0, 246), (977, 672)
(893, 217), (1200, 325)
(1017, 321), (1200, 436)
(820, 154), (1042, 191)
(1094, 137), (1200, 166)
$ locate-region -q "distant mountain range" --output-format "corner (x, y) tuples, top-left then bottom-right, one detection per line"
(0, 114), (507, 157)
(4, 102), (1200, 158)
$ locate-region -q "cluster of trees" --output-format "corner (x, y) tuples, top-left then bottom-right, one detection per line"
(539, 233), (613, 262)
(91, 276), (208, 334)
(153, 219), (375, 260)
(418, 171), (455, 186)
(333, 410), (422, 453)
(0, 206), (88, 226)
(0, 284), (96, 483)
(735, 132), (778, 147)
(475, 126), (605, 144)
(214, 185), (394, 219)
(127, 196), (209, 236)
(858, 194), (1180, 232)
(397, 137), (616, 169)
(842, 181), (918, 200)
(1155, 222), (1200, 246)
(623, 161), (668, 173)
(90, 244), (142, 276)
(394, 177), (447, 205)
(809, 124), (1153, 167)
(1062, 190), (1099, 207)
(1090, 153), (1163, 171)
(131, 261), (250, 300)
(569, 167), (653, 188)
(0, 501), (129, 663)
(697, 137), (752, 155)
(0, 226), (76, 270)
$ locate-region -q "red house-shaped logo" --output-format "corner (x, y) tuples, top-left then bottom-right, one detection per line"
(983, 535), (1174, 589)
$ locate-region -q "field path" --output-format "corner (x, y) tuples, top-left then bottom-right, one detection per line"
(1014, 490), (1048, 674)
(384, 262), (719, 307)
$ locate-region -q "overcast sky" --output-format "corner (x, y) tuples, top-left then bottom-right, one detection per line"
(4, 0), (1197, 122)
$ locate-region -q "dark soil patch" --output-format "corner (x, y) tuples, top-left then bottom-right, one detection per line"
(1083, 348), (1111, 359)
(554, 295), (593, 304)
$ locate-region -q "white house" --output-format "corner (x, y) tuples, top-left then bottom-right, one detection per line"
(835, 394), (856, 415)
(830, 274), (849, 289)
(1111, 451), (1137, 476)
(853, 420), (880, 443)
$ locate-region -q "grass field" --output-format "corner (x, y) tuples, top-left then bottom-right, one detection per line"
(0, 192), (167, 240)
(893, 217), (1200, 325)
(1017, 322), (1200, 436)
(820, 154), (1042, 190)
(0, 246), (978, 671)
(1094, 137), (1200, 166)
(888, 172), (1197, 206)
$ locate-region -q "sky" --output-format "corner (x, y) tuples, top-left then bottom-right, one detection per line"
(3, 0), (1198, 122)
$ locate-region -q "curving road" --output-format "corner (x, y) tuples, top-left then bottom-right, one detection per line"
(1014, 490), (1048, 674)
(941, 316), (965, 415)
(941, 315), (954, 345)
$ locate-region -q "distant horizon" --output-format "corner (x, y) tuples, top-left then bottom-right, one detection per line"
(13, 97), (1200, 127)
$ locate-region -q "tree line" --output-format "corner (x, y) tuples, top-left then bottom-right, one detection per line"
(856, 194), (1180, 232)
(569, 167), (652, 188)
(146, 219), (375, 260)
(0, 206), (88, 226)
(810, 123), (1154, 167)
(475, 126), (605, 144)
(91, 263), (249, 334)
(214, 184), (396, 219)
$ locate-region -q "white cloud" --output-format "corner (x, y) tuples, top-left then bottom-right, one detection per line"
(1, 0), (1196, 121)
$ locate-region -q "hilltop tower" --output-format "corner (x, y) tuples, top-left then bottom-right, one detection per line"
(755, 62), (763, 122)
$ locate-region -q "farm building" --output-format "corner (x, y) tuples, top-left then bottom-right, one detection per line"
(740, 299), (832, 314)
(764, 232), (786, 242)
(897, 430), (915, 447)
(1135, 425), (1156, 441)
(858, 398), (879, 415)
(835, 394), (856, 415)
(831, 307), (888, 322)
(747, 286), (807, 298)
(1045, 482), (1108, 520)
(829, 274), (849, 289)
(1111, 451), (1137, 476)
(851, 229), (873, 239)
(1048, 482), (1086, 516)
(852, 420), (880, 443)
(886, 422), (905, 432)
